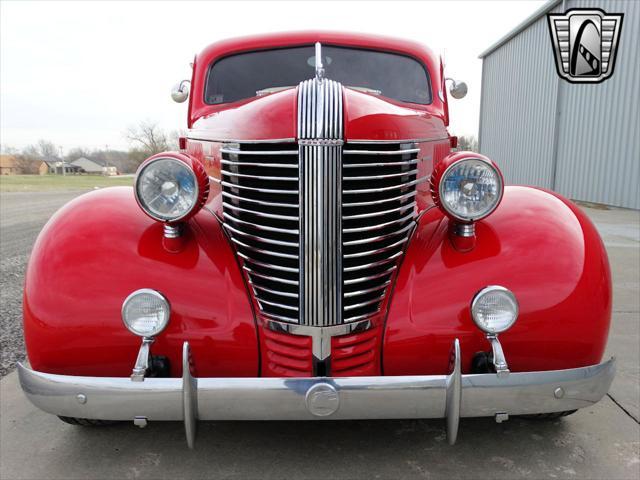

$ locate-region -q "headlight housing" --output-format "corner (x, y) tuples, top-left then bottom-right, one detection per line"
(135, 153), (209, 222)
(431, 154), (504, 222)
(122, 289), (171, 337)
(471, 286), (519, 334)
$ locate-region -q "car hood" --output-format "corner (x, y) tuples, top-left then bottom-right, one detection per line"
(189, 85), (447, 143)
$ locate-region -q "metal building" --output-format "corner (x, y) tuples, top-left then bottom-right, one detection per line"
(478, 0), (639, 209)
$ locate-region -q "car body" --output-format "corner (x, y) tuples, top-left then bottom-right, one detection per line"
(18, 32), (615, 447)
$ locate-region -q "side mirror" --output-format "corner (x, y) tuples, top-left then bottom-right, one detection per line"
(171, 80), (190, 103)
(446, 78), (468, 100)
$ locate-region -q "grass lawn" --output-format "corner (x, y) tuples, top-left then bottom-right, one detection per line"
(0, 174), (134, 192)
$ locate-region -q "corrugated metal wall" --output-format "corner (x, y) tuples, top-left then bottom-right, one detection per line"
(479, 0), (640, 209)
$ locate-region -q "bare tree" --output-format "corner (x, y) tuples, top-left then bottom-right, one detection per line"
(13, 148), (42, 174)
(456, 135), (478, 153)
(36, 139), (59, 159)
(125, 121), (170, 155)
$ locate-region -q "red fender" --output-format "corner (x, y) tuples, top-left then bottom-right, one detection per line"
(383, 186), (612, 375)
(23, 186), (259, 377)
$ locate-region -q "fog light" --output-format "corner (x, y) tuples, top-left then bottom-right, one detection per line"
(122, 289), (171, 337)
(471, 286), (518, 334)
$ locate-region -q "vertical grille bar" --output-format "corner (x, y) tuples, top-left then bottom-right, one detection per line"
(298, 78), (343, 327)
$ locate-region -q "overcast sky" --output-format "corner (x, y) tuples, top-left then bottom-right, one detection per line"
(0, 0), (545, 153)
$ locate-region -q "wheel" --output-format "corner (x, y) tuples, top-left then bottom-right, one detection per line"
(519, 410), (578, 420)
(58, 416), (118, 426)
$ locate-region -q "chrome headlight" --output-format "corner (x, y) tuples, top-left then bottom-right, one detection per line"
(437, 157), (503, 222)
(471, 286), (519, 334)
(135, 157), (199, 222)
(122, 289), (171, 337)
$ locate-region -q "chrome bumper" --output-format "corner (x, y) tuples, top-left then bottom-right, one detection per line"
(18, 341), (615, 448)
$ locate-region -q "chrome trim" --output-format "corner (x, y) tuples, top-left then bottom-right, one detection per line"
(186, 133), (296, 143)
(343, 169), (419, 181)
(343, 281), (391, 298)
(221, 181), (298, 195)
(222, 171), (298, 182)
(343, 148), (421, 155)
(343, 252), (403, 272)
(343, 190), (417, 207)
(261, 311), (299, 323)
(18, 343), (616, 448)
(230, 237), (299, 260)
(222, 191), (299, 209)
(267, 319), (371, 360)
(343, 223), (414, 245)
(222, 201), (299, 221)
(445, 339), (461, 445)
(221, 160), (298, 169)
(237, 252), (299, 273)
(243, 266), (299, 286)
(256, 296), (299, 312)
(343, 266), (397, 285)
(347, 137), (449, 144)
(342, 311), (378, 322)
(163, 223), (183, 239)
(342, 212), (415, 233)
(342, 202), (416, 220)
(315, 42), (325, 80)
(223, 223), (299, 248)
(343, 159), (419, 168)
(223, 212), (299, 235)
(251, 283), (299, 298)
(342, 294), (386, 311)
(220, 149), (298, 156)
(297, 75), (344, 329)
(343, 238), (407, 258)
(299, 139), (344, 146)
(182, 342), (197, 449)
(130, 337), (154, 382)
(453, 222), (476, 238)
(343, 176), (428, 194)
(488, 334), (510, 378)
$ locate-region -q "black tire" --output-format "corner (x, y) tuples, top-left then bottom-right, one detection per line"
(58, 416), (118, 426)
(519, 410), (578, 420)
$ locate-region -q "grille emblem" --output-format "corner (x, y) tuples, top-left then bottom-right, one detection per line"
(547, 8), (624, 83)
(305, 383), (340, 416)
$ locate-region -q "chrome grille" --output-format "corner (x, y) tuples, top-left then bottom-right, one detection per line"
(223, 141), (421, 325)
(341, 142), (421, 321)
(220, 142), (300, 323)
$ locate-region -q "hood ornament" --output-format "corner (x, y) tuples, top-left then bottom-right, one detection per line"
(315, 42), (325, 81)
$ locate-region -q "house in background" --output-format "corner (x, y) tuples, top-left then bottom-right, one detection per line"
(71, 157), (118, 176)
(0, 155), (18, 175)
(38, 161), (50, 175)
(41, 159), (83, 175)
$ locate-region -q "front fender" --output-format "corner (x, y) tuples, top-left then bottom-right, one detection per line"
(383, 186), (612, 375)
(23, 187), (258, 377)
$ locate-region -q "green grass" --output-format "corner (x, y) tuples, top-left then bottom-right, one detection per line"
(0, 174), (134, 192)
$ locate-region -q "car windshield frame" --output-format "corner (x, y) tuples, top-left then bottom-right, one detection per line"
(204, 44), (433, 106)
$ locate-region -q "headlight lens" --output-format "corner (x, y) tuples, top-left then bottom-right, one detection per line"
(439, 158), (503, 221)
(471, 286), (519, 334)
(122, 289), (171, 337)
(135, 157), (198, 222)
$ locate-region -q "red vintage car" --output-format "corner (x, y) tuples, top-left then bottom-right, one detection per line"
(18, 32), (614, 447)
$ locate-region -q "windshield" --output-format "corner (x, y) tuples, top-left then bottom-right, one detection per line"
(205, 45), (432, 105)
